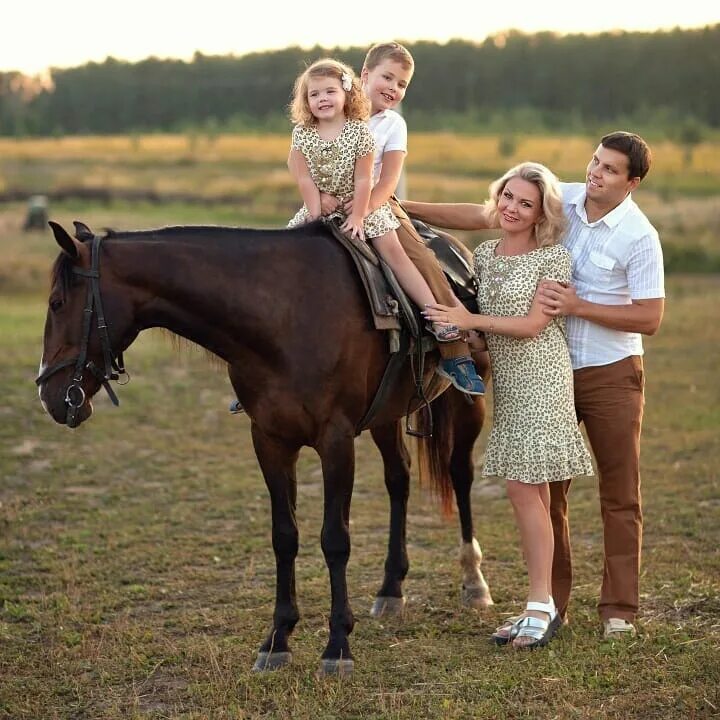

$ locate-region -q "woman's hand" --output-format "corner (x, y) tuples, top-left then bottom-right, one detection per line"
(341, 213), (365, 241)
(423, 302), (477, 331)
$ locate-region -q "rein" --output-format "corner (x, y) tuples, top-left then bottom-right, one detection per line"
(35, 234), (128, 427)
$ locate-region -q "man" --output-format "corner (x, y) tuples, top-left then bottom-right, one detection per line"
(403, 131), (665, 639)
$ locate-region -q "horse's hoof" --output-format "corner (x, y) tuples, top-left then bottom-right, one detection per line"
(318, 658), (354, 676)
(252, 651), (292, 671)
(370, 595), (406, 618)
(461, 585), (494, 609)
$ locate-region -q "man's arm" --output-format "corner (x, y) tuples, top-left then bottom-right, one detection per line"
(400, 200), (495, 231)
(539, 282), (664, 335)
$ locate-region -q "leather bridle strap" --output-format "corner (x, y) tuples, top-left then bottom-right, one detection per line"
(35, 234), (127, 424)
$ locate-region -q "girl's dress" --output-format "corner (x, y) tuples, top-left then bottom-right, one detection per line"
(474, 239), (594, 484)
(288, 120), (400, 238)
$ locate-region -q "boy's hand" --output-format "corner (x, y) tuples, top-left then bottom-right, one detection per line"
(320, 192), (341, 215)
(342, 196), (355, 215)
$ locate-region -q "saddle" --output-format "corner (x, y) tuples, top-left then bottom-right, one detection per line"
(324, 217), (478, 338)
(323, 215), (478, 435)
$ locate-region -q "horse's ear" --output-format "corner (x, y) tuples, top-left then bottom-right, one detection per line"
(48, 221), (81, 259)
(72, 221), (94, 241)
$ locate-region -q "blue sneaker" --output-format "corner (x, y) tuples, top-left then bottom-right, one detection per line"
(229, 399), (245, 414)
(436, 356), (485, 396)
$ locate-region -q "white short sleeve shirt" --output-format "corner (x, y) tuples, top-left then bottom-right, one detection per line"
(560, 182), (665, 370)
(367, 109), (407, 185)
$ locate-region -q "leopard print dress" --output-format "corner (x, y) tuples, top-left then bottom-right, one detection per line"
(474, 239), (594, 484)
(287, 120), (400, 238)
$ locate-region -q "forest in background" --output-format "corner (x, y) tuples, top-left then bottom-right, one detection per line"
(1, 25), (719, 137)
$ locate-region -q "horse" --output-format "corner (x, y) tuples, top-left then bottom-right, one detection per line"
(36, 219), (493, 675)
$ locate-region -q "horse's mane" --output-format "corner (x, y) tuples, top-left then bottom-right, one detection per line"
(157, 330), (226, 372)
(50, 252), (75, 299)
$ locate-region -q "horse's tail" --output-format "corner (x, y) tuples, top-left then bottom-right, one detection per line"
(415, 392), (455, 518)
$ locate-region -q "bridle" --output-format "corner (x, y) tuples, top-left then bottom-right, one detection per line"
(35, 234), (129, 427)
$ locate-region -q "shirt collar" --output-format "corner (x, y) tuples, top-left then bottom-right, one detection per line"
(572, 187), (634, 228)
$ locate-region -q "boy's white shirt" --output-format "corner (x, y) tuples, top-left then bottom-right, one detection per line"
(367, 109), (407, 185)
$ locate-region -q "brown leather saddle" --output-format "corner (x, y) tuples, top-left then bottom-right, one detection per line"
(323, 215), (478, 435)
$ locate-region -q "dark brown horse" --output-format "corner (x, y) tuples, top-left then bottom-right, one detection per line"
(36, 219), (492, 675)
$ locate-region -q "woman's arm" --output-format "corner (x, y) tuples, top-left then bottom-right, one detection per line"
(288, 148), (321, 219)
(401, 200), (495, 231)
(424, 286), (553, 339)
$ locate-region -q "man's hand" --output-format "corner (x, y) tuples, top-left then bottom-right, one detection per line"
(538, 280), (579, 317)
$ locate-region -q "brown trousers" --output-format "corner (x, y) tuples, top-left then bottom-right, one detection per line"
(550, 355), (645, 622)
(389, 197), (469, 360)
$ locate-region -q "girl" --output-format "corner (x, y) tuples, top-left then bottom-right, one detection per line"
(424, 162), (594, 649)
(287, 59), (470, 352)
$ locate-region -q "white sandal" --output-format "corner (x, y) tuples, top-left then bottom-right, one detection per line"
(512, 597), (560, 650)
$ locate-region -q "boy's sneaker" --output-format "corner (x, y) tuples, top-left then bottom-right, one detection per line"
(436, 356), (485, 396)
(229, 399), (245, 414)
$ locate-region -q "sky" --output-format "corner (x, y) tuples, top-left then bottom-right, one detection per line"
(4, 0), (718, 76)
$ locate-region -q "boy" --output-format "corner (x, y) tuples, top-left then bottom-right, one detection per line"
(321, 42), (485, 396)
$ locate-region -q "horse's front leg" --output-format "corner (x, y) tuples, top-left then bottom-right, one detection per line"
(317, 422), (356, 676)
(250, 423), (301, 671)
(369, 420), (410, 618)
(448, 391), (494, 609)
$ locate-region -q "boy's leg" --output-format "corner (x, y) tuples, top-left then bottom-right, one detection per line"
(370, 227), (484, 397)
(389, 197), (469, 360)
(370, 231), (438, 308)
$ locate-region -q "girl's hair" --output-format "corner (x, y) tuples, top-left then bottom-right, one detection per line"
(485, 162), (566, 248)
(363, 41), (415, 72)
(289, 58), (370, 125)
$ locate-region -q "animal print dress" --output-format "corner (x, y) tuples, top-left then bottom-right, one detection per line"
(474, 240), (594, 484)
(287, 120), (400, 238)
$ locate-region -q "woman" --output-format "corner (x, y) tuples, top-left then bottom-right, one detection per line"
(424, 162), (593, 649)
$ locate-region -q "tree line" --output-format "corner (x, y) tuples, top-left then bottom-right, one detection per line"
(1, 25), (718, 137)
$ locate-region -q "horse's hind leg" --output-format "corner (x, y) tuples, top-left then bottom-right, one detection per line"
(250, 424), (301, 671)
(369, 420), (410, 618)
(448, 391), (494, 609)
(317, 421), (357, 676)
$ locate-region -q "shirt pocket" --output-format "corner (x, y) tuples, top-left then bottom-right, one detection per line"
(589, 250), (616, 271)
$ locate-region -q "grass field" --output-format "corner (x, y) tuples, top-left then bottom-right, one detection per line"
(0, 196), (719, 719)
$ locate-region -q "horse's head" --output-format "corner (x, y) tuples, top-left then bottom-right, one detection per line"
(37, 221), (132, 427)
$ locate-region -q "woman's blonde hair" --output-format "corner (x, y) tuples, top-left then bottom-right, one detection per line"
(289, 58), (370, 126)
(485, 162), (566, 247)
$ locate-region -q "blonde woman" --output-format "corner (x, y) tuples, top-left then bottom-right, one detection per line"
(424, 162), (594, 649)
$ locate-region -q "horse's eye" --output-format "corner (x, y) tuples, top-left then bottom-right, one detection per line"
(50, 298), (64, 312)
